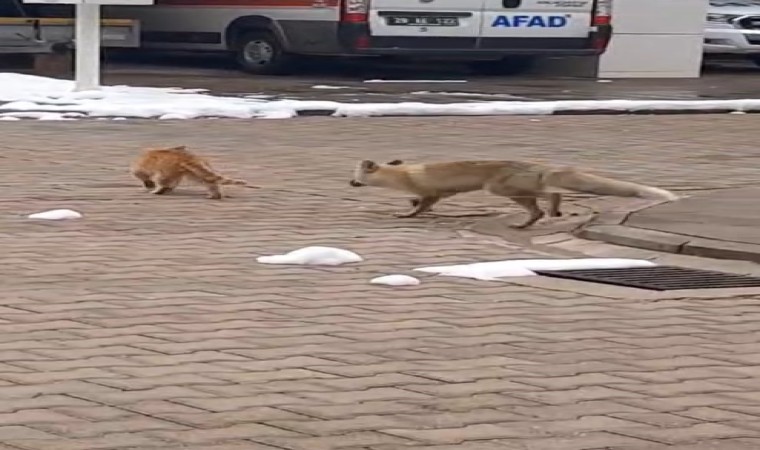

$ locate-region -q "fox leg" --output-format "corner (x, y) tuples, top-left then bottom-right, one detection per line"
(546, 192), (563, 217)
(399, 192), (458, 218)
(508, 194), (545, 229)
(151, 174), (182, 195)
(395, 196), (441, 218)
(486, 184), (545, 229)
(408, 198), (434, 212)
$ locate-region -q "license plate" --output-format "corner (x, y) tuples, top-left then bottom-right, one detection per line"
(386, 16), (460, 27)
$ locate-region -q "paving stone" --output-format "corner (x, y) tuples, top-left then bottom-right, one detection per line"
(0, 116), (759, 449)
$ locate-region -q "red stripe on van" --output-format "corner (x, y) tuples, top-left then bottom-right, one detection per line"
(156, 0), (338, 6)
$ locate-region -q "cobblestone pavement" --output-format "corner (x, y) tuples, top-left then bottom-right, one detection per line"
(0, 115), (759, 450)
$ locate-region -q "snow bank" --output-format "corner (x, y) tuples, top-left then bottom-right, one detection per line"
(28, 209), (83, 220)
(370, 275), (421, 286)
(0, 73), (335, 120)
(415, 258), (655, 281)
(2, 73), (760, 121)
(332, 99), (760, 117)
(257, 246), (363, 266)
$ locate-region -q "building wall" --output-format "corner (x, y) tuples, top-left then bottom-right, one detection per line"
(598, 0), (709, 78)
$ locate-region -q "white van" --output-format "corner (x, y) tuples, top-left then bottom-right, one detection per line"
(108, 0), (613, 75)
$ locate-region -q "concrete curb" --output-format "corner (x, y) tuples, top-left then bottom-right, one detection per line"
(577, 211), (760, 264)
(313, 109), (759, 118)
(1, 107), (759, 120)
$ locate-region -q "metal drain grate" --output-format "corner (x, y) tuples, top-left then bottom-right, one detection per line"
(535, 266), (760, 291)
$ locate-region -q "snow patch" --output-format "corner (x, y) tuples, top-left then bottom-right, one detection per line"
(3, 73), (760, 120)
(258, 110), (297, 119)
(312, 85), (352, 90)
(257, 246), (363, 266)
(1, 111), (80, 121)
(415, 258), (656, 281)
(28, 209), (83, 220)
(416, 261), (536, 281)
(370, 275), (421, 286)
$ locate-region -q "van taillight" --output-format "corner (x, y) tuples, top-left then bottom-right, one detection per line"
(592, 0), (611, 26)
(341, 0), (370, 23)
(591, 0), (612, 51)
(593, 15), (611, 26)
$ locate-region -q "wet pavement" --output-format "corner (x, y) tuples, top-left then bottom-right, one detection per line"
(99, 51), (760, 104)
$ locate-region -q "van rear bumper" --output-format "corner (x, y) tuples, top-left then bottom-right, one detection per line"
(338, 24), (612, 58)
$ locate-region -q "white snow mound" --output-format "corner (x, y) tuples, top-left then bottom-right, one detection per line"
(370, 275), (421, 286)
(257, 246), (363, 266)
(415, 261), (536, 281)
(415, 258), (655, 281)
(28, 209), (83, 220)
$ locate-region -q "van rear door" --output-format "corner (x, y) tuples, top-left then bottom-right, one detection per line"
(369, 0), (485, 47)
(480, 0), (594, 45)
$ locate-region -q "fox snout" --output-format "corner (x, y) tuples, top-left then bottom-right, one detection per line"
(349, 180), (365, 187)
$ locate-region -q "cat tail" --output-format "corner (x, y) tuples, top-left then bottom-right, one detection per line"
(181, 160), (247, 185)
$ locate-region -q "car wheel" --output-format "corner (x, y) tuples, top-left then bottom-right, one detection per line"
(750, 56), (760, 67)
(234, 31), (295, 75)
(468, 56), (536, 76)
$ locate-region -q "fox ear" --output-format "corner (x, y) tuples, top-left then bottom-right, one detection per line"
(386, 159), (403, 166)
(361, 160), (379, 172)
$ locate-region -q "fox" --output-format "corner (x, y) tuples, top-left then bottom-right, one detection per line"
(130, 145), (247, 199)
(349, 159), (679, 229)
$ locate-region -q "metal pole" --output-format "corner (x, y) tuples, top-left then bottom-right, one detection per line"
(74, 1), (101, 91)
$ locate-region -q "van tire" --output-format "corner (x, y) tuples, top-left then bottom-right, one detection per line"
(468, 56), (536, 76)
(234, 30), (294, 75)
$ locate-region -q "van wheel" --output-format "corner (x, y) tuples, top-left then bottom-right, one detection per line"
(234, 31), (294, 75)
(469, 56), (536, 76)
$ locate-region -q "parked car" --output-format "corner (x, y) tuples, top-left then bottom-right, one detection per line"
(704, 0), (760, 66)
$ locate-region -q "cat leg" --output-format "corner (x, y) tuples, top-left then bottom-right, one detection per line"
(151, 174), (182, 195)
(205, 182), (223, 200)
(132, 170), (155, 191)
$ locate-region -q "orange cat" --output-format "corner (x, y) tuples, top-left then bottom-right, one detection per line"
(130, 145), (246, 199)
